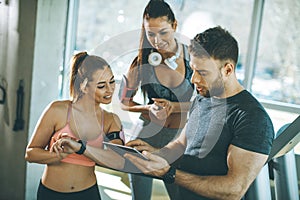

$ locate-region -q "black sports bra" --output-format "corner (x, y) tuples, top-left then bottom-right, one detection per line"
(141, 45), (194, 104)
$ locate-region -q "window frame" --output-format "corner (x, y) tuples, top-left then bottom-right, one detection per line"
(63, 0), (300, 114)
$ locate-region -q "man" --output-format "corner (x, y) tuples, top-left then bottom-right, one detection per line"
(124, 26), (274, 200)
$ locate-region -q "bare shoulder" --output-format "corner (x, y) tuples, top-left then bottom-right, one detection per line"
(44, 100), (71, 119)
(102, 109), (122, 131)
(48, 100), (70, 111)
(103, 109), (121, 123)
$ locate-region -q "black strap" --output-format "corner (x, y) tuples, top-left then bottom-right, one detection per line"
(105, 131), (124, 145)
(76, 140), (86, 155)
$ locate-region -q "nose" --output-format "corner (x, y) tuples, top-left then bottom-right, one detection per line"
(191, 70), (202, 84)
(154, 35), (161, 45)
(106, 83), (114, 92)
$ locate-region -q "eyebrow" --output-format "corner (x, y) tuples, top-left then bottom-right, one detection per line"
(147, 28), (169, 33)
(191, 66), (208, 74)
(97, 76), (114, 84)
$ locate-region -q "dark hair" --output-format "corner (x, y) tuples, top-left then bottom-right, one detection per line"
(70, 51), (110, 102)
(129, 0), (176, 99)
(138, 0), (176, 64)
(143, 0), (175, 23)
(189, 26), (239, 65)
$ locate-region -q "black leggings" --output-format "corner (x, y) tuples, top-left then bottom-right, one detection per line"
(37, 181), (101, 200)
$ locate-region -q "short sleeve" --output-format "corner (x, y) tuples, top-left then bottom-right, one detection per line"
(231, 108), (274, 155)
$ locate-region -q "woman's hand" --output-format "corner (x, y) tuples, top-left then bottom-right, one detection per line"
(50, 137), (81, 159)
(149, 98), (173, 120)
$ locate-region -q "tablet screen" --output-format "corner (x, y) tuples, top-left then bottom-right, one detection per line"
(103, 141), (149, 160)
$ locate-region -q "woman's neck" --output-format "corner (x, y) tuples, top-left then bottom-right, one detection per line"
(73, 98), (101, 113)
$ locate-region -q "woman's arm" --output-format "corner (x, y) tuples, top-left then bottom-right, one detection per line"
(104, 112), (125, 145)
(25, 101), (69, 164)
(120, 99), (151, 113)
(119, 62), (152, 113)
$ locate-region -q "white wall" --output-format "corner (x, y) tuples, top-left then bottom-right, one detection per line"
(0, 0), (68, 199)
(26, 1), (69, 199)
(0, 0), (37, 199)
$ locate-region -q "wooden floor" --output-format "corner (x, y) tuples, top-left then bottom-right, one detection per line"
(96, 166), (170, 200)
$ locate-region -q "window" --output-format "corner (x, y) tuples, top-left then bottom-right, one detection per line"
(67, 0), (299, 132)
(253, 0), (300, 105)
(74, 0), (254, 80)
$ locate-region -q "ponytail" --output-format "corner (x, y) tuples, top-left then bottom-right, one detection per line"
(70, 52), (88, 101)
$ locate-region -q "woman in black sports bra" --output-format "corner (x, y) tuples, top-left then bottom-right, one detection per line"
(119, 1), (194, 199)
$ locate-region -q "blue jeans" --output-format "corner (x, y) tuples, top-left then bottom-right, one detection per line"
(128, 116), (182, 200)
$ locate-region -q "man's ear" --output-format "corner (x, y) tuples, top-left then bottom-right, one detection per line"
(80, 78), (88, 93)
(172, 20), (177, 30)
(222, 63), (234, 77)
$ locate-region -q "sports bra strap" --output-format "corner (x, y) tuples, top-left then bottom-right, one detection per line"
(67, 103), (72, 123)
(101, 107), (104, 133)
(183, 44), (190, 62)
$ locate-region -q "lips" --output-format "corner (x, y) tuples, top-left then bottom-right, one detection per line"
(103, 95), (112, 99)
(195, 84), (207, 94)
(196, 86), (203, 92)
(155, 43), (167, 50)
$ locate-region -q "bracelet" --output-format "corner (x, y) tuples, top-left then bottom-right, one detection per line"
(162, 166), (176, 184)
(76, 140), (86, 155)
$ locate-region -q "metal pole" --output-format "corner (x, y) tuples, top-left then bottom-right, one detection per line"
(243, 0), (264, 90)
(272, 124), (299, 200)
(244, 164), (272, 200)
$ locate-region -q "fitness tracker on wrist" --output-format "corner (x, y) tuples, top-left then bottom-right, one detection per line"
(76, 140), (86, 155)
(162, 166), (176, 184)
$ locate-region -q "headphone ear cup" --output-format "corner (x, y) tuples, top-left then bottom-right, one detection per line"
(148, 52), (162, 66)
(164, 56), (178, 70)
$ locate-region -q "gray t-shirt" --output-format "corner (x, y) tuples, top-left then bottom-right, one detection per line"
(174, 90), (274, 200)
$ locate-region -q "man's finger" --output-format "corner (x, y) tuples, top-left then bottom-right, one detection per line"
(124, 153), (147, 172)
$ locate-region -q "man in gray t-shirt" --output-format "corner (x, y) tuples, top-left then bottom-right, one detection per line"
(125, 26), (274, 200)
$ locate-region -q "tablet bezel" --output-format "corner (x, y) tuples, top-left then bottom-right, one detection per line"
(103, 141), (149, 160)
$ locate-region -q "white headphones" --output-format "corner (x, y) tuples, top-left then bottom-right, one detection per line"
(148, 40), (182, 70)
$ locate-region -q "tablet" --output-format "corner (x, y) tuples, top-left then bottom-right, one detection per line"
(103, 141), (149, 160)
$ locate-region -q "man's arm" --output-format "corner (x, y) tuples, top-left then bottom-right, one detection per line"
(173, 145), (268, 200)
(154, 126), (187, 163)
(125, 144), (267, 200)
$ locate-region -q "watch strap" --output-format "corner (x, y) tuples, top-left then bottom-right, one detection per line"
(162, 166), (176, 184)
(76, 140), (86, 155)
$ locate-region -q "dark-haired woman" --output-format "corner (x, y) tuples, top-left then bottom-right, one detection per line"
(25, 52), (125, 200)
(119, 0), (194, 199)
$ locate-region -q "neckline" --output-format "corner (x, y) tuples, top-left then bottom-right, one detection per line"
(151, 43), (188, 89)
(67, 103), (105, 139)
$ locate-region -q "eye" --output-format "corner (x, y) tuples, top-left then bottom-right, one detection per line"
(109, 80), (115, 84)
(97, 85), (105, 89)
(159, 31), (167, 35)
(198, 71), (207, 76)
(147, 32), (155, 37)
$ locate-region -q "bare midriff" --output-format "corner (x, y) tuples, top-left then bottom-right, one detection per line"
(41, 162), (97, 192)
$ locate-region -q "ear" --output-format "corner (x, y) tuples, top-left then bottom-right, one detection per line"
(172, 20), (177, 30)
(80, 78), (88, 93)
(222, 63), (234, 77)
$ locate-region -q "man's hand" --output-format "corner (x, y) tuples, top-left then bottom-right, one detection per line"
(124, 150), (170, 178)
(126, 139), (158, 153)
